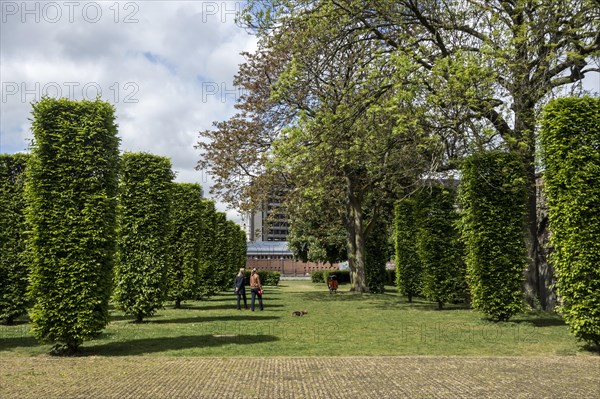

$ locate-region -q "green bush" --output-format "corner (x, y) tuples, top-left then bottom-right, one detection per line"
(245, 271), (281, 286)
(364, 220), (388, 293)
(540, 97), (600, 346)
(198, 202), (248, 298)
(459, 151), (527, 321)
(114, 153), (173, 322)
(394, 199), (422, 302)
(415, 185), (467, 309)
(168, 183), (203, 308)
(0, 153), (30, 324)
(197, 200), (218, 298)
(26, 98), (120, 353)
(311, 271), (325, 283)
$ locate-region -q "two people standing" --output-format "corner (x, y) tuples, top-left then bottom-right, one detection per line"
(234, 268), (263, 311)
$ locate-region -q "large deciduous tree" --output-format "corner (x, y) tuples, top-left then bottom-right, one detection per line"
(200, 4), (428, 292)
(323, 0), (600, 306)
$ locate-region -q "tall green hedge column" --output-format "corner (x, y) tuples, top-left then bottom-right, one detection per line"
(26, 98), (120, 353)
(459, 151), (527, 321)
(394, 199), (422, 303)
(0, 153), (30, 324)
(114, 153), (173, 322)
(416, 185), (466, 309)
(168, 183), (204, 308)
(540, 97), (600, 347)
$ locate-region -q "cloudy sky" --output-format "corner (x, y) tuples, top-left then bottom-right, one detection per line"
(1, 0), (256, 222)
(1, 1), (599, 225)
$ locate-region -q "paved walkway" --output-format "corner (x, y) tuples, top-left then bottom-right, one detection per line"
(1, 356), (598, 398)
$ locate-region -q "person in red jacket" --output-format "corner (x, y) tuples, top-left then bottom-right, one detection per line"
(249, 268), (264, 311)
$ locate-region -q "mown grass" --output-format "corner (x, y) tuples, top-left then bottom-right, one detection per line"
(0, 281), (589, 357)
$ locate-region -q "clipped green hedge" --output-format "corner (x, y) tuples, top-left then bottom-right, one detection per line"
(168, 183), (204, 308)
(0, 153), (30, 324)
(415, 185), (467, 309)
(114, 153), (173, 322)
(245, 270), (281, 287)
(198, 200), (247, 298)
(197, 200), (217, 298)
(311, 271), (325, 283)
(540, 97), (600, 346)
(394, 199), (422, 302)
(459, 151), (527, 321)
(26, 98), (120, 353)
(364, 220), (388, 293)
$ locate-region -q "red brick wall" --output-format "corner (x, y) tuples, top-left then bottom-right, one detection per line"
(245, 259), (338, 276)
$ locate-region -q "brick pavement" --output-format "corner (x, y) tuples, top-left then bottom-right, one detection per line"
(1, 356), (599, 398)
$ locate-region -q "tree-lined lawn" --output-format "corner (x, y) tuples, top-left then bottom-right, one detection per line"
(0, 281), (590, 358)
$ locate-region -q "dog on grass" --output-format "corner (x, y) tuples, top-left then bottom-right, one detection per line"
(291, 310), (308, 317)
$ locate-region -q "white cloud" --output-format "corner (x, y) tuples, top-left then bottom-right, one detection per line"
(0, 0), (256, 224)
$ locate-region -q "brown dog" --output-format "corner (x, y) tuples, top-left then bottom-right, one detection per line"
(291, 310), (308, 316)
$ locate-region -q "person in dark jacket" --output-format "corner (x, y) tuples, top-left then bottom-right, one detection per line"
(234, 268), (248, 310)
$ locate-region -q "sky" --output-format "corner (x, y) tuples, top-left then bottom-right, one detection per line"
(0, 0), (257, 223)
(1, 1), (599, 226)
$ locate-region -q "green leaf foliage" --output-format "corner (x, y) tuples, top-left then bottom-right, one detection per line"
(364, 219), (388, 294)
(25, 98), (120, 352)
(167, 183), (204, 308)
(459, 151), (527, 321)
(114, 152), (173, 322)
(197, 201), (246, 298)
(394, 199), (422, 302)
(539, 96), (600, 346)
(0, 153), (30, 324)
(415, 185), (467, 308)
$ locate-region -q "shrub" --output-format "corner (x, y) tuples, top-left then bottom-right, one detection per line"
(168, 183), (203, 308)
(364, 220), (388, 293)
(197, 200), (218, 298)
(114, 153), (173, 322)
(311, 271), (325, 283)
(540, 97), (600, 346)
(459, 151), (527, 321)
(415, 185), (467, 309)
(394, 199), (422, 302)
(245, 271), (281, 287)
(26, 98), (120, 353)
(0, 153), (30, 324)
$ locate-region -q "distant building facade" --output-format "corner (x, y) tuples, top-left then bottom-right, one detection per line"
(242, 195), (289, 241)
(246, 241), (338, 277)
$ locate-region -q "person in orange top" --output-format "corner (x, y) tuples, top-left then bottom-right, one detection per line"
(249, 268), (264, 311)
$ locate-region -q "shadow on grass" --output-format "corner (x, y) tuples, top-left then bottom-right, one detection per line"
(148, 315), (280, 324)
(0, 336), (40, 351)
(182, 303), (285, 311)
(511, 312), (567, 328)
(83, 334), (279, 356)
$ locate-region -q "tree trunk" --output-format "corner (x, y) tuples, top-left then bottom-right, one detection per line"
(175, 298), (181, 309)
(513, 97), (541, 309)
(345, 176), (368, 293)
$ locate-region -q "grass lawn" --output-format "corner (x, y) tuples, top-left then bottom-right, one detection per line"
(0, 281), (590, 357)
